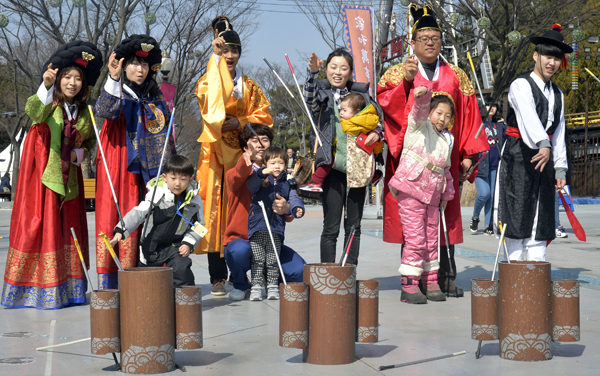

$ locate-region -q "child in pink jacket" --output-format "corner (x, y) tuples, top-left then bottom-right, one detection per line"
(389, 85), (455, 304)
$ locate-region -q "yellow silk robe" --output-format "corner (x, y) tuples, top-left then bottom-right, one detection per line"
(195, 54), (273, 255)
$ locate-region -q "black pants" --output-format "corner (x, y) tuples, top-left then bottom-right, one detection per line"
(208, 252), (228, 283)
(438, 245), (457, 280)
(320, 169), (366, 266)
(144, 246), (195, 288)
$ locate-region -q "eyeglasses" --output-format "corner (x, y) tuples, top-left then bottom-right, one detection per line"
(415, 36), (441, 44)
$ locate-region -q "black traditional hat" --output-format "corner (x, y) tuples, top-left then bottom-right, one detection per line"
(42, 40), (103, 86)
(530, 24), (573, 54)
(114, 34), (162, 72)
(410, 4), (442, 35)
(211, 15), (242, 54)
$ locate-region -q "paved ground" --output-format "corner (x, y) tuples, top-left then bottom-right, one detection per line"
(0, 203), (599, 375)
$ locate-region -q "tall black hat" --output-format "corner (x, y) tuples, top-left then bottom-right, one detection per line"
(529, 24), (573, 53)
(42, 40), (103, 86)
(114, 34), (162, 73)
(410, 4), (442, 35)
(211, 16), (242, 54)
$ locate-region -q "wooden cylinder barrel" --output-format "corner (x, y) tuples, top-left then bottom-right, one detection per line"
(119, 267), (175, 374)
(471, 278), (499, 340)
(499, 261), (552, 361)
(302, 263), (357, 365)
(90, 289), (120, 354)
(279, 282), (309, 348)
(175, 286), (203, 350)
(552, 279), (580, 342)
(356, 280), (378, 343)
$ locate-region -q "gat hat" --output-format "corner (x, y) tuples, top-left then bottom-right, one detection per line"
(114, 34), (162, 72)
(211, 16), (242, 54)
(529, 24), (573, 54)
(42, 40), (103, 86)
(410, 4), (442, 35)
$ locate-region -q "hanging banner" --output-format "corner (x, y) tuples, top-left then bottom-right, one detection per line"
(342, 5), (375, 96)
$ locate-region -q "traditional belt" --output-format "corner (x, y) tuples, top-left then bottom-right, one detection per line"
(506, 126), (521, 138)
(406, 150), (444, 174)
(506, 126), (552, 140)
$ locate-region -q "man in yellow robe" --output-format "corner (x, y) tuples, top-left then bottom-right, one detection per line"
(195, 16), (273, 295)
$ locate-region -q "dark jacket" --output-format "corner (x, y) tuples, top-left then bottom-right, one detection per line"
(311, 79), (384, 169)
(0, 176), (10, 191)
(477, 120), (507, 178)
(247, 169), (304, 239)
(114, 178), (204, 264)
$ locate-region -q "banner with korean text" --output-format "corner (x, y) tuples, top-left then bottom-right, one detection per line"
(342, 5), (375, 96)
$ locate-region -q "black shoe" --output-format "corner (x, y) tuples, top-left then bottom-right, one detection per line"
(439, 278), (464, 297)
(470, 216), (480, 233)
(483, 226), (494, 236)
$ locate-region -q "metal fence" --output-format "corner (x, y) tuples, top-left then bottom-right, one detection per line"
(568, 126), (600, 197)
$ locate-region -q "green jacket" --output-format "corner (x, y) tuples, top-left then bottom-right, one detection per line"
(25, 93), (96, 201)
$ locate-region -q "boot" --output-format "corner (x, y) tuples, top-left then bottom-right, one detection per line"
(437, 249), (465, 298)
(438, 272), (464, 297)
(400, 276), (427, 304)
(421, 271), (446, 302)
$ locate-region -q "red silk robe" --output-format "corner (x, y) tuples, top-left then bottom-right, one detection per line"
(377, 61), (489, 245)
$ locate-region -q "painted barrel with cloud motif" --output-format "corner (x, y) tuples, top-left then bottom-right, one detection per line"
(471, 278), (499, 340)
(552, 279), (580, 342)
(302, 263), (357, 365)
(279, 282), (309, 348)
(90, 289), (120, 354)
(499, 261), (552, 361)
(356, 280), (379, 343)
(175, 286), (203, 350)
(119, 267), (175, 374)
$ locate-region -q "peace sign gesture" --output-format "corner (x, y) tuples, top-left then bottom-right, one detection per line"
(43, 64), (59, 89)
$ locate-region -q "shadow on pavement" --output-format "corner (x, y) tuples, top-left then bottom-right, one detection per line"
(175, 350), (233, 367)
(355, 343), (397, 359)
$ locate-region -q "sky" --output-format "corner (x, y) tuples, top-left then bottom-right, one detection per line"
(238, 1), (390, 79)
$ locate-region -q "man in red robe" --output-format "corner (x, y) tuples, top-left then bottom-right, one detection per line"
(378, 4), (489, 296)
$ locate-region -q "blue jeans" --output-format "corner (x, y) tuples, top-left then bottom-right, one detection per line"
(473, 170), (497, 227)
(224, 238), (306, 291)
(555, 191), (561, 229)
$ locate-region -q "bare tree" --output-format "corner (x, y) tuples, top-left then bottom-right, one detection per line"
(422, 0), (600, 95)
(0, 0), (259, 190)
(244, 62), (312, 156)
(153, 0), (259, 160)
(294, 0), (375, 51)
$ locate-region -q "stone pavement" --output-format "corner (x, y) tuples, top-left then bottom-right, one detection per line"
(0, 203), (599, 376)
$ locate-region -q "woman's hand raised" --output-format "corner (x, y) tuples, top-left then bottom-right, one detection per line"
(43, 64), (59, 89)
(108, 52), (124, 81)
(309, 52), (323, 73)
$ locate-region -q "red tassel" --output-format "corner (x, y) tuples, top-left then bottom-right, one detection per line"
(559, 54), (568, 71)
(552, 23), (562, 31)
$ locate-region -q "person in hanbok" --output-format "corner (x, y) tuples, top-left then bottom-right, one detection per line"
(495, 24), (570, 261)
(195, 16), (273, 296)
(94, 34), (174, 288)
(2, 41), (102, 309)
(378, 5), (488, 296)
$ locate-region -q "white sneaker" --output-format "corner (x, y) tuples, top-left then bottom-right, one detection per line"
(267, 285), (280, 300)
(229, 288), (249, 301)
(249, 286), (263, 301)
(556, 228), (568, 238)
